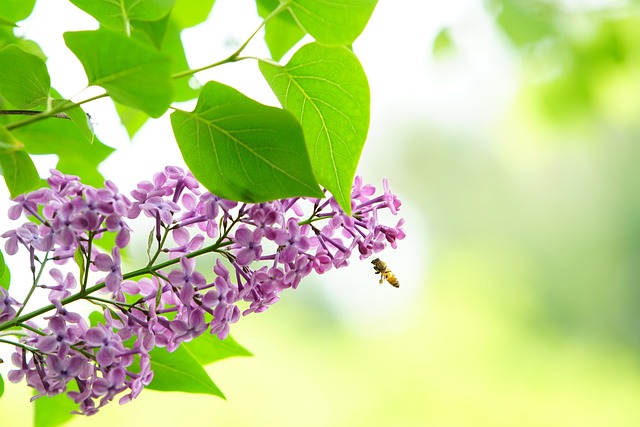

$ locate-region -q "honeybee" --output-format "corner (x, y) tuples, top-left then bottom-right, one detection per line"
(371, 258), (399, 288)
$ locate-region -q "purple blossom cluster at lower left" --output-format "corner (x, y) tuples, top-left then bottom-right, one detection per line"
(0, 167), (404, 415)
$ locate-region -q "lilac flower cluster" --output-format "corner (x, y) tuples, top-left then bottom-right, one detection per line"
(0, 167), (404, 415)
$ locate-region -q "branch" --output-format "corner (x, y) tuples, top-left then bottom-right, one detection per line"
(0, 110), (70, 119)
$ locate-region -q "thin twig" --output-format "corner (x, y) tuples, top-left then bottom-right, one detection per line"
(0, 110), (70, 119)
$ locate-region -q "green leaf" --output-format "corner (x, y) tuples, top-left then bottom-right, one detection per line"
(0, 17), (17, 27)
(184, 333), (252, 365)
(172, 0), (216, 28)
(164, 20), (200, 102)
(11, 116), (113, 187)
(0, 264), (10, 290)
(73, 246), (86, 285)
(492, 0), (557, 47)
(0, 45), (50, 108)
(148, 345), (225, 397)
(0, 125), (24, 153)
(433, 28), (455, 57)
(69, 0), (175, 33)
(89, 310), (106, 327)
(0, 26), (46, 60)
(0, 0), (36, 25)
(132, 12), (171, 49)
(0, 148), (39, 198)
(171, 80), (323, 203)
(0, 373), (4, 399)
(0, 250), (6, 279)
(115, 102), (149, 138)
(257, 0), (305, 61)
(260, 43), (370, 214)
(64, 29), (173, 118)
(50, 96), (94, 142)
(0, 250), (10, 290)
(132, 18), (198, 102)
(285, 0), (377, 46)
(130, 14), (198, 102)
(34, 384), (76, 427)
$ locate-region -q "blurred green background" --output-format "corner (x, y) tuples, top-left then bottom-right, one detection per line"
(3, 0), (640, 425)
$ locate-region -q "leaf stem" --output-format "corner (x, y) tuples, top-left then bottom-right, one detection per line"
(15, 253), (49, 318)
(171, 1), (289, 81)
(0, 110), (70, 119)
(5, 93), (108, 131)
(81, 233), (94, 293)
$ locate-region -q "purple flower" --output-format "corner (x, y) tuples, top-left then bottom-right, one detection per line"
(209, 304), (240, 340)
(47, 169), (82, 196)
(1, 166), (405, 416)
(120, 354), (153, 404)
(383, 178), (402, 214)
(251, 266), (285, 294)
(105, 215), (132, 248)
(274, 218), (311, 263)
(94, 247), (123, 293)
(97, 180), (132, 216)
(166, 227), (204, 259)
(8, 188), (52, 220)
(50, 202), (86, 247)
(233, 226), (262, 266)
(2, 223), (53, 255)
(139, 196), (180, 224)
(284, 256), (313, 289)
(169, 308), (207, 344)
(46, 354), (85, 383)
(44, 269), (77, 303)
(37, 315), (76, 354)
(92, 366), (127, 407)
(0, 287), (20, 322)
(85, 324), (124, 366)
(167, 256), (206, 288)
(246, 203), (280, 239)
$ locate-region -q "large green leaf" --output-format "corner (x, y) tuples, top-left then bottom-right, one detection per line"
(11, 116), (113, 187)
(260, 43), (370, 214)
(131, 12), (171, 49)
(0, 0), (36, 25)
(69, 0), (175, 33)
(0, 148), (39, 198)
(123, 14), (198, 129)
(172, 0), (216, 28)
(257, 0), (305, 61)
(148, 345), (225, 397)
(0, 26), (46, 60)
(0, 249), (9, 290)
(0, 258), (10, 290)
(0, 250), (5, 280)
(0, 123), (39, 197)
(115, 102), (149, 138)
(284, 0), (377, 46)
(0, 45), (50, 108)
(34, 387), (76, 427)
(184, 333), (252, 365)
(171, 81), (323, 203)
(0, 125), (24, 153)
(132, 18), (198, 102)
(64, 29), (173, 118)
(164, 20), (200, 102)
(52, 99), (94, 142)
